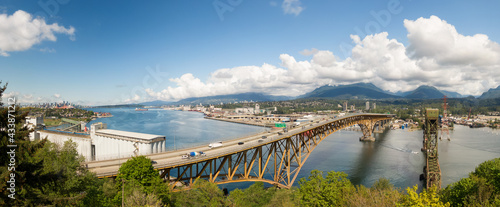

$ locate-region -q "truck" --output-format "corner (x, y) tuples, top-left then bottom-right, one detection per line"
(189, 151), (200, 157)
(189, 151), (207, 157)
(208, 141), (223, 149)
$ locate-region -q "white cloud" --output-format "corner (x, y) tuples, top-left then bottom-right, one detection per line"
(0, 10), (75, 56)
(405, 15), (500, 67)
(300, 48), (318, 56)
(143, 16), (500, 101)
(53, 93), (61, 98)
(124, 94), (141, 103)
(282, 0), (304, 16)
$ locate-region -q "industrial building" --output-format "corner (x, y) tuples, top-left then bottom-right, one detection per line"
(28, 118), (166, 161)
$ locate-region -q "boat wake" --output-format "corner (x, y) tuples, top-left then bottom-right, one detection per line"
(380, 144), (419, 154)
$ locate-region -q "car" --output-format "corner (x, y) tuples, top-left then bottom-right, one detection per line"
(258, 140), (264, 143)
(199, 151), (207, 156)
(151, 160), (157, 164)
(262, 136), (267, 139)
(238, 142), (244, 145)
(278, 132), (283, 135)
(181, 155), (189, 159)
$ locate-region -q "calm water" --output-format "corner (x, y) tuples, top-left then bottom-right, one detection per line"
(87, 108), (500, 190)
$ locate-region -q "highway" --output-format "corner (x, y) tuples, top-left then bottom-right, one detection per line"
(86, 113), (390, 177)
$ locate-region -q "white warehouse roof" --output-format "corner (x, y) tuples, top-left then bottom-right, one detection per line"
(95, 129), (165, 143)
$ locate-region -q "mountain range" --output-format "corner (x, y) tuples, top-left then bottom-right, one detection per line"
(478, 85), (500, 99)
(138, 83), (500, 106)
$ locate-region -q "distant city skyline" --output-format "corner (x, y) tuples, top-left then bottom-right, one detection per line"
(1, 0), (500, 105)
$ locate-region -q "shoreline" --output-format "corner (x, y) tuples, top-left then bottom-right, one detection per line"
(204, 116), (275, 128)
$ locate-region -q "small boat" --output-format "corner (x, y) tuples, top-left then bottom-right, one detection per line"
(135, 108), (148, 111)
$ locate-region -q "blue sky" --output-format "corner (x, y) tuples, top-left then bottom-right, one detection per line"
(1, 0), (500, 105)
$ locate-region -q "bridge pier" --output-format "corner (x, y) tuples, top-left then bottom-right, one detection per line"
(358, 120), (376, 142)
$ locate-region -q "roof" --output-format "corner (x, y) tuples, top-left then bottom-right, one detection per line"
(95, 129), (165, 143)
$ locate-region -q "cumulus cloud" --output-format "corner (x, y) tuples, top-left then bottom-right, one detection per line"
(125, 94), (141, 103)
(1, 91), (51, 105)
(282, 0), (304, 16)
(143, 16), (500, 101)
(0, 10), (75, 56)
(405, 15), (500, 67)
(53, 93), (61, 98)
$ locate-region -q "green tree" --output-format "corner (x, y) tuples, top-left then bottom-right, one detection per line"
(228, 182), (275, 207)
(346, 184), (401, 207)
(371, 177), (394, 191)
(295, 170), (354, 206)
(31, 141), (101, 206)
(173, 178), (227, 207)
(440, 158), (500, 206)
(471, 158), (500, 193)
(0, 82), (48, 206)
(399, 185), (450, 207)
(264, 188), (298, 207)
(114, 156), (171, 206)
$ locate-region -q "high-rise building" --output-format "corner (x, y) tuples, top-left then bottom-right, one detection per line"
(366, 101), (370, 110)
(343, 101), (348, 111)
(373, 102), (376, 109)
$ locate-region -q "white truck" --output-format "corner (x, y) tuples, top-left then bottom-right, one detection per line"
(208, 141), (223, 149)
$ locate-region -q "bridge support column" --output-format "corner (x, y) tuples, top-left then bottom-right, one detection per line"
(359, 120), (375, 142)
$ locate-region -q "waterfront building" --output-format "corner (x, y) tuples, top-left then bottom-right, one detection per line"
(28, 118), (165, 161)
(366, 101), (370, 110)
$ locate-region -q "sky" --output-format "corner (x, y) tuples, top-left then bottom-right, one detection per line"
(1, 0), (500, 105)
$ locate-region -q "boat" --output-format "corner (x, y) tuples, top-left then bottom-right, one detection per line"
(135, 108), (148, 111)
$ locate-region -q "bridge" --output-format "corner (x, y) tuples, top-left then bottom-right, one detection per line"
(87, 113), (393, 189)
(422, 108), (441, 190)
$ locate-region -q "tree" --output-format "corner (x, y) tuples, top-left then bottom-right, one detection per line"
(399, 185), (450, 207)
(371, 177), (394, 191)
(471, 158), (500, 193)
(346, 184), (401, 207)
(295, 170), (355, 206)
(228, 182), (276, 207)
(440, 158), (500, 206)
(264, 188), (298, 207)
(114, 156), (171, 206)
(173, 178), (227, 206)
(0, 82), (48, 205)
(31, 141), (100, 205)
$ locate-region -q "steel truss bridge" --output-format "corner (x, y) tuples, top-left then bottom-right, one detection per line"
(422, 109), (441, 190)
(154, 113), (394, 190)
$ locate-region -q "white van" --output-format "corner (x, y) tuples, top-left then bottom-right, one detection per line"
(208, 141), (223, 149)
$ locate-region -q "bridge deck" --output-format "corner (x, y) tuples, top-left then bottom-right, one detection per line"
(86, 113), (394, 178)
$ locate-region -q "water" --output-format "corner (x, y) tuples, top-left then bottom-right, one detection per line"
(86, 108), (500, 190)
(86, 108), (264, 151)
